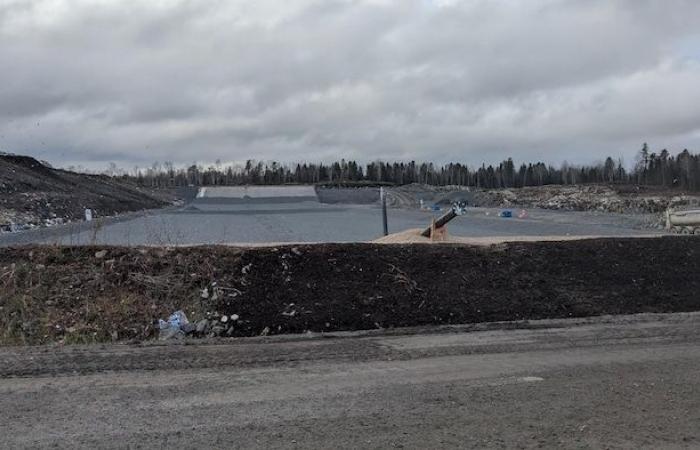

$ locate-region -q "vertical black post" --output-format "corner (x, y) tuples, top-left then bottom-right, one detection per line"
(381, 187), (388, 236)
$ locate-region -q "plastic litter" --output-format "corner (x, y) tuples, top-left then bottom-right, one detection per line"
(158, 310), (190, 340)
(499, 210), (513, 218)
(159, 310), (189, 329)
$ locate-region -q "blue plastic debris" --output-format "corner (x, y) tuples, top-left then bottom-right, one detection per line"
(499, 210), (513, 218)
(159, 310), (189, 330)
(158, 310), (192, 340)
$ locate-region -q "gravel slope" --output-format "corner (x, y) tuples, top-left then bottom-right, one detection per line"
(1, 313), (698, 449)
(0, 153), (171, 230)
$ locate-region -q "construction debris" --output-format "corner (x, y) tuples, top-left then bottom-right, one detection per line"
(158, 310), (191, 340)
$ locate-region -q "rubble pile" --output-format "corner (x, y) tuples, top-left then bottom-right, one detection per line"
(476, 185), (700, 214)
(384, 183), (700, 215)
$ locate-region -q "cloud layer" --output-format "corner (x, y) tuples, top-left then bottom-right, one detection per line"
(1, 0), (699, 169)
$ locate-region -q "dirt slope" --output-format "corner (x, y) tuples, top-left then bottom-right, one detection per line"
(1, 237), (698, 345)
(0, 153), (171, 229)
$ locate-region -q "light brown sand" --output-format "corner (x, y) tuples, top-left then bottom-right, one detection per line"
(372, 228), (663, 246)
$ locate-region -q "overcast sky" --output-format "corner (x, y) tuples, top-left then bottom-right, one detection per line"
(1, 0), (699, 170)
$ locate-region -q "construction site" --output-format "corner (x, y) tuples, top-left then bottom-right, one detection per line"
(2, 153), (700, 343)
(4, 0), (700, 445)
(2, 156), (700, 448)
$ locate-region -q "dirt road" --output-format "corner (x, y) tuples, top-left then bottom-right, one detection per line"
(1, 313), (699, 448)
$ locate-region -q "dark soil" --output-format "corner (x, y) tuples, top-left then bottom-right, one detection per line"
(0, 153), (172, 227)
(1, 237), (698, 345)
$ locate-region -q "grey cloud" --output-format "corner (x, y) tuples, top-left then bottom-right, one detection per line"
(1, 0), (699, 169)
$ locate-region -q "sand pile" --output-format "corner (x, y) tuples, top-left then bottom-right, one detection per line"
(372, 228), (661, 245)
(373, 228), (468, 244)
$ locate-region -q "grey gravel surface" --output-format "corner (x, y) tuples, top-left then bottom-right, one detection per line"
(0, 200), (663, 246)
(1, 312), (698, 448)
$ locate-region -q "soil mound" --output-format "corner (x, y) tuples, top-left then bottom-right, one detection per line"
(374, 228), (466, 243)
(0, 153), (172, 229)
(1, 237), (698, 345)
(372, 229), (635, 245)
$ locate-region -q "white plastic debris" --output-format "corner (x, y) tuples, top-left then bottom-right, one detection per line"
(159, 310), (189, 330)
(158, 310), (191, 340)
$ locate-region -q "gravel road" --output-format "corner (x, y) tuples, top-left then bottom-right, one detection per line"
(1, 313), (699, 448)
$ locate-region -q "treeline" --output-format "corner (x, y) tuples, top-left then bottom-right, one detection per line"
(115, 145), (700, 191)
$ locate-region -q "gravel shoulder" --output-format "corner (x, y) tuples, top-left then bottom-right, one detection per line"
(1, 312), (699, 448)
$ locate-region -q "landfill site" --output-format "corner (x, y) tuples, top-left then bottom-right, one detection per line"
(2, 156), (700, 448)
(1, 182), (694, 247)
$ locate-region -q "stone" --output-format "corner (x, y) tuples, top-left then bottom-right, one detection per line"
(181, 323), (196, 335)
(159, 327), (185, 341)
(211, 326), (226, 337)
(195, 319), (210, 334)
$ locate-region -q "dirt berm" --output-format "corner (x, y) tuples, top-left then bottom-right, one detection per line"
(1, 237), (698, 345)
(0, 153), (172, 229)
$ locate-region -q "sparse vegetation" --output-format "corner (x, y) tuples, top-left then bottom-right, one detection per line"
(1, 238), (698, 345)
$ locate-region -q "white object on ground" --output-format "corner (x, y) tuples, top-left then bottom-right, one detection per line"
(666, 209), (700, 228)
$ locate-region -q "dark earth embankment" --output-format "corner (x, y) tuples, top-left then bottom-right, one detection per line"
(0, 153), (173, 230)
(1, 237), (698, 345)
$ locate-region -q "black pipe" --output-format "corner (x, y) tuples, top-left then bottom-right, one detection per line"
(381, 187), (388, 236)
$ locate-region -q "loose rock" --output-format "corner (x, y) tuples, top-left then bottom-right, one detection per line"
(195, 319), (210, 334)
